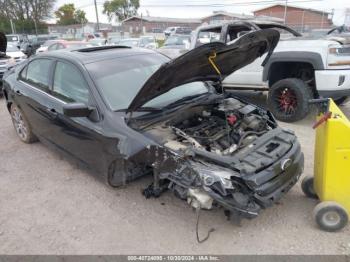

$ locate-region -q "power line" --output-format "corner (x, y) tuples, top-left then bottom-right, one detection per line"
(76, 0), (323, 9)
(138, 0), (323, 7)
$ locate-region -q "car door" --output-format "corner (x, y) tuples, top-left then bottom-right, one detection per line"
(15, 58), (57, 138)
(43, 60), (106, 170)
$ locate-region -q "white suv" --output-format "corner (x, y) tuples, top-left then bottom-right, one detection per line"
(191, 21), (350, 122)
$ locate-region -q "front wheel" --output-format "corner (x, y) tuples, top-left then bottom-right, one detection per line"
(268, 78), (313, 122)
(313, 202), (348, 232)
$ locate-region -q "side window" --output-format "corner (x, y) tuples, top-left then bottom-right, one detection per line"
(52, 61), (90, 104)
(48, 44), (57, 51)
(196, 28), (221, 47)
(23, 59), (52, 91)
(56, 44), (65, 50)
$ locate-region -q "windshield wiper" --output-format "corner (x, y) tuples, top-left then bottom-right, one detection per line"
(163, 94), (208, 110)
(134, 107), (163, 112)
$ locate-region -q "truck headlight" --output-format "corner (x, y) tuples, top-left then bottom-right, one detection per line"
(329, 46), (350, 56)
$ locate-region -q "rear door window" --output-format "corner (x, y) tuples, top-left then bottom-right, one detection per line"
(22, 59), (52, 91)
(52, 61), (90, 104)
(48, 44), (58, 51)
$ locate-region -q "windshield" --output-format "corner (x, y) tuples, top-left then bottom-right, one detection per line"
(6, 43), (20, 52)
(164, 35), (190, 46)
(6, 35), (19, 42)
(86, 53), (209, 111)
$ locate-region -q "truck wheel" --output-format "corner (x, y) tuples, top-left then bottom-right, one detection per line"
(301, 176), (318, 199)
(313, 202), (348, 232)
(10, 104), (37, 144)
(268, 78), (313, 122)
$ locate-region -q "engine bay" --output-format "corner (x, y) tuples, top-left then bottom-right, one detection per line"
(169, 98), (274, 156)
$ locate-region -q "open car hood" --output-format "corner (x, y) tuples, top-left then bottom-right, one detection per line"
(0, 32), (6, 56)
(127, 29), (280, 113)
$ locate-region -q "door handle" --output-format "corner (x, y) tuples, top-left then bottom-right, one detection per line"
(15, 90), (22, 96)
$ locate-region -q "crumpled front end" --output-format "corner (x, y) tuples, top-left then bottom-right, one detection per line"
(135, 97), (304, 219)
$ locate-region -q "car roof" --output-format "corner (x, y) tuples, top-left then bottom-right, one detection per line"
(36, 46), (157, 65)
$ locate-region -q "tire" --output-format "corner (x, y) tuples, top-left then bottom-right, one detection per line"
(10, 104), (37, 144)
(334, 96), (348, 105)
(268, 78), (313, 122)
(301, 176), (318, 199)
(313, 202), (348, 232)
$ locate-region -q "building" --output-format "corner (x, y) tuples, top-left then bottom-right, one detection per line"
(253, 4), (333, 32)
(121, 16), (202, 34)
(201, 11), (254, 25)
(122, 12), (285, 35)
(48, 22), (117, 39)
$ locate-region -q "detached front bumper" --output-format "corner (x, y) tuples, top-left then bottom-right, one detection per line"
(316, 69), (350, 99)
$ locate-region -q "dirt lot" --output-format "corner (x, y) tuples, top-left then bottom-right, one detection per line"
(0, 92), (349, 255)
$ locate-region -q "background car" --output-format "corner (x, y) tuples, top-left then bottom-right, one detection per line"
(0, 42), (26, 84)
(46, 40), (97, 51)
(88, 38), (107, 46)
(36, 39), (62, 54)
(114, 38), (140, 47)
(139, 36), (158, 49)
(5, 42), (27, 63)
(157, 34), (191, 58)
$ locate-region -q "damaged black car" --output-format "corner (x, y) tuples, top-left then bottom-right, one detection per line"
(3, 29), (304, 221)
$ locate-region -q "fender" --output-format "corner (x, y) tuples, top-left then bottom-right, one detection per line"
(263, 51), (324, 81)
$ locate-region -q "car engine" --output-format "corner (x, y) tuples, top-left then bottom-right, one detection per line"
(170, 98), (272, 156)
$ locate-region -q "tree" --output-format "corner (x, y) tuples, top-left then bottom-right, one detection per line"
(55, 3), (88, 25)
(75, 9), (88, 25)
(0, 0), (55, 34)
(103, 0), (140, 22)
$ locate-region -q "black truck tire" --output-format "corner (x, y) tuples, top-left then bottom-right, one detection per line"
(268, 78), (313, 122)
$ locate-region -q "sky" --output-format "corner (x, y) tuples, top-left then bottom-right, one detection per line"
(53, 0), (350, 26)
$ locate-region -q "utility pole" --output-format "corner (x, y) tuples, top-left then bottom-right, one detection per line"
(283, 0), (288, 25)
(94, 0), (100, 32)
(33, 18), (38, 35)
(140, 13), (143, 35)
(10, 19), (15, 34)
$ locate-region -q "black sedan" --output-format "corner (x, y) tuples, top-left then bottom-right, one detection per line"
(3, 29), (304, 221)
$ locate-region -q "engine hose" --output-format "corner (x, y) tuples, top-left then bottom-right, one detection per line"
(196, 205), (215, 244)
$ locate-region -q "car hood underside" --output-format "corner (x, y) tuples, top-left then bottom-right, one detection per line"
(127, 29), (280, 113)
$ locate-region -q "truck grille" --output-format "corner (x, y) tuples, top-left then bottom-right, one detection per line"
(338, 46), (350, 55)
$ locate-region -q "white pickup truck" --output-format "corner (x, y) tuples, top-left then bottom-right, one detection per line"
(191, 21), (350, 122)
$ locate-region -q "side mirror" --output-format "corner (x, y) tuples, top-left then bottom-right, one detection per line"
(63, 103), (92, 118)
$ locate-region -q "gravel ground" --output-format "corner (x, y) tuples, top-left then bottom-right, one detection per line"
(0, 93), (349, 255)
